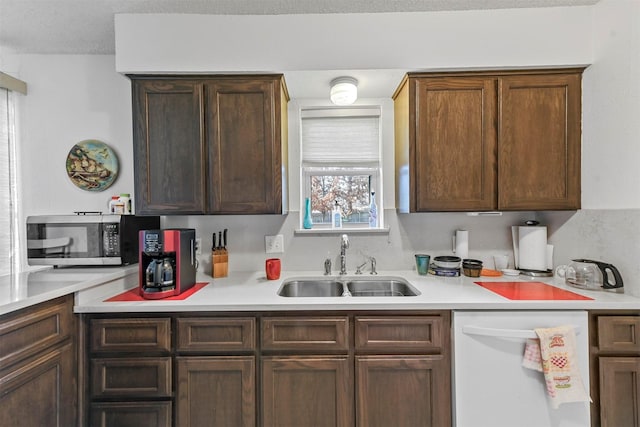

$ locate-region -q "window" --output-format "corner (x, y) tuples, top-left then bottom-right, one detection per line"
(1, 74), (25, 276)
(301, 107), (382, 228)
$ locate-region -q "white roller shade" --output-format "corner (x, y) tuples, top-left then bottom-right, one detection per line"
(301, 108), (380, 164)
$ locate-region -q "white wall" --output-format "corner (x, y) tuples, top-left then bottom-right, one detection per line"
(543, 0), (640, 296)
(115, 8), (592, 72)
(582, 0), (640, 208)
(15, 55), (133, 215)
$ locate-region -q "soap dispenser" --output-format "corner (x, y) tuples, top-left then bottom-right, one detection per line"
(332, 201), (343, 229)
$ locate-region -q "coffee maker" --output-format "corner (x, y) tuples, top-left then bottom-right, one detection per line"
(139, 229), (197, 299)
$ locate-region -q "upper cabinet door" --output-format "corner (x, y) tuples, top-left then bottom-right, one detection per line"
(132, 79), (207, 214)
(498, 73), (582, 210)
(413, 77), (497, 211)
(206, 79), (283, 214)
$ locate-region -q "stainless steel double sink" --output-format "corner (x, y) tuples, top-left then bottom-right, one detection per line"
(277, 277), (420, 297)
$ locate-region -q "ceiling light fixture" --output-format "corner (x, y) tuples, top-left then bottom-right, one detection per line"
(330, 76), (358, 105)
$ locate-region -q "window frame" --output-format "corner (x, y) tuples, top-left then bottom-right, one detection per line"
(302, 164), (380, 229)
(299, 105), (383, 230)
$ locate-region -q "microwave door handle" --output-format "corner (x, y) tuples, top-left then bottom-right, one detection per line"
(27, 237), (72, 249)
(462, 325), (582, 340)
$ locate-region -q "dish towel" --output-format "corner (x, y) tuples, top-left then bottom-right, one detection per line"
(522, 325), (591, 409)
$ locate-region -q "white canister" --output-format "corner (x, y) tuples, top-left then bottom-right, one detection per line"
(108, 196), (124, 214)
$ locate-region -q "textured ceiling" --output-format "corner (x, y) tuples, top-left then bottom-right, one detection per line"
(1, 0), (600, 54)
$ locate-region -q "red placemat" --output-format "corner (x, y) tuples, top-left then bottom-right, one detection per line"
(105, 282), (208, 302)
(475, 281), (593, 301)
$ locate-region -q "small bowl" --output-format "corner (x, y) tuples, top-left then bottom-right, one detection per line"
(463, 266), (482, 278)
(462, 259), (483, 267)
(433, 256), (461, 269)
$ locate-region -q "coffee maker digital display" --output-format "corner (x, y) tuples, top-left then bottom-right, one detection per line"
(139, 229), (196, 299)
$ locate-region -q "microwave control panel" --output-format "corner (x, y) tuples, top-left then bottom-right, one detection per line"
(103, 223), (120, 256)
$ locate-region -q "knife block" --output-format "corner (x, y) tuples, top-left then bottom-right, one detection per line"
(212, 252), (228, 278)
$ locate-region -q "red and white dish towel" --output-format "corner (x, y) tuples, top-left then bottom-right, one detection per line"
(522, 325), (591, 409)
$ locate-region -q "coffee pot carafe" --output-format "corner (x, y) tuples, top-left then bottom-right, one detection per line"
(145, 257), (175, 289)
(562, 259), (623, 291)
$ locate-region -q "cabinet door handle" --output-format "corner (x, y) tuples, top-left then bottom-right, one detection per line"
(462, 325), (582, 340)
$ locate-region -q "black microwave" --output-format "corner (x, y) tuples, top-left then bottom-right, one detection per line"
(27, 214), (160, 267)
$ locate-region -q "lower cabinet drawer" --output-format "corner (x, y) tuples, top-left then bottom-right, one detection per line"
(355, 316), (445, 353)
(261, 316), (349, 352)
(91, 357), (172, 397)
(598, 316), (640, 352)
(90, 401), (172, 427)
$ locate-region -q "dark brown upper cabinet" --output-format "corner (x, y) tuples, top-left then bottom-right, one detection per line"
(131, 75), (289, 215)
(393, 68), (583, 212)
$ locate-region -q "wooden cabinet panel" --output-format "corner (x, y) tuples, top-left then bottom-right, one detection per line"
(413, 77), (497, 211)
(598, 316), (640, 352)
(176, 356), (255, 427)
(394, 69), (582, 212)
(131, 75), (288, 215)
(0, 342), (75, 427)
(262, 356), (352, 427)
(356, 355), (451, 427)
(90, 318), (171, 353)
(206, 79), (282, 214)
(599, 357), (640, 427)
(90, 401), (172, 427)
(177, 317), (256, 352)
(132, 78), (207, 214)
(90, 357), (172, 398)
(261, 316), (349, 352)
(498, 73), (582, 210)
(0, 296), (74, 370)
(355, 316), (444, 353)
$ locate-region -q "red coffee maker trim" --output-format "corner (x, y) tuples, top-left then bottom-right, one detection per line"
(139, 229), (197, 299)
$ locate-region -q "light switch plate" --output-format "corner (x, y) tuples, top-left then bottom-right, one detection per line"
(265, 234), (284, 254)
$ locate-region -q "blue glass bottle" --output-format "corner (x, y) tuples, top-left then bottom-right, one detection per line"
(303, 197), (313, 229)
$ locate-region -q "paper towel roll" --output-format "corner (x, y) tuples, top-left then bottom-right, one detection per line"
(518, 226), (547, 270)
(455, 230), (469, 260)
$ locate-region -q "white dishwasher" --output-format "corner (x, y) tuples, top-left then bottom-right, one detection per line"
(452, 310), (590, 427)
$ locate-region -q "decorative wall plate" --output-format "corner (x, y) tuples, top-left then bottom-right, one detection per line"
(66, 139), (119, 191)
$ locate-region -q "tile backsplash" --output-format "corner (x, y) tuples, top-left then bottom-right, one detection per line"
(164, 208), (639, 297)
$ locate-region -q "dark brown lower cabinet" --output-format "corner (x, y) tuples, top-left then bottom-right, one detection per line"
(85, 312), (451, 427)
(355, 355), (450, 427)
(261, 356), (353, 427)
(259, 313), (451, 427)
(90, 401), (172, 427)
(176, 356), (256, 427)
(0, 295), (77, 427)
(590, 311), (640, 427)
(87, 316), (173, 427)
(0, 342), (75, 427)
(599, 357), (640, 427)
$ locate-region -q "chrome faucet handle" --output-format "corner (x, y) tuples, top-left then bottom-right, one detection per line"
(369, 257), (378, 275)
(355, 261), (367, 275)
(341, 234), (350, 249)
(324, 258), (332, 275)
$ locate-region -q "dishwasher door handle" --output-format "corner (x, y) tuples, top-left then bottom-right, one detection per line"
(462, 325), (582, 339)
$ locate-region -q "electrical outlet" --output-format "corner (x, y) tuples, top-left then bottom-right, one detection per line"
(195, 238), (202, 256)
(265, 234), (284, 254)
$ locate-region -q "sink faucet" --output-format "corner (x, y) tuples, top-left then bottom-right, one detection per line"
(339, 234), (349, 275)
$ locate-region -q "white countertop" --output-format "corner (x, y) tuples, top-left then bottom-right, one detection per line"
(3, 266), (639, 316)
(0, 265), (138, 316)
(74, 268), (640, 313)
